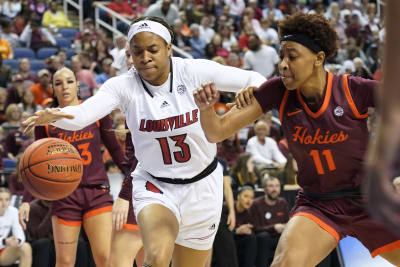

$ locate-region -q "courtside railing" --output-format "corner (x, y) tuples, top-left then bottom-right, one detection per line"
(63, 0), (83, 30)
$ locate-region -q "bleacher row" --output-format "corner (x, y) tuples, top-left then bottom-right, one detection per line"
(4, 27), (80, 73)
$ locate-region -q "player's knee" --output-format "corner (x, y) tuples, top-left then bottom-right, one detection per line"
(93, 251), (110, 267)
(56, 252), (77, 267)
(18, 242), (32, 259)
(271, 250), (307, 267)
(144, 243), (173, 266)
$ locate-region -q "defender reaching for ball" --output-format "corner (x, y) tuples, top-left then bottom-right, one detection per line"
(19, 67), (129, 267)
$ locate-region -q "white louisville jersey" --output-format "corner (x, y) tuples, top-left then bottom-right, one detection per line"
(53, 57), (266, 180)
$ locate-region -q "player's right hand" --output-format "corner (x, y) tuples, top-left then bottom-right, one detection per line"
(193, 82), (220, 111)
(112, 197), (129, 231)
(22, 108), (75, 134)
(19, 202), (30, 230)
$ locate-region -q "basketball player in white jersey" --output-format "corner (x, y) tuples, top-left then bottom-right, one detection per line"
(22, 16), (266, 267)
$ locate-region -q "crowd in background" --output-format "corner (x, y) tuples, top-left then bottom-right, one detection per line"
(0, 0), (387, 266)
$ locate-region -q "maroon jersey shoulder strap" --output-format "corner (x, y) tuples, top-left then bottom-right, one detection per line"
(342, 74), (368, 119)
(279, 90), (289, 122)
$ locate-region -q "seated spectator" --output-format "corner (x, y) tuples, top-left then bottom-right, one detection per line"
(55, 49), (68, 67)
(256, 18), (278, 46)
(219, 24), (237, 51)
(17, 58), (38, 89)
(246, 120), (286, 177)
(46, 55), (62, 75)
(172, 19), (191, 53)
(243, 34), (279, 79)
(210, 33), (230, 59)
(107, 0), (135, 33)
(20, 19), (57, 51)
(1, 103), (22, 130)
(250, 176), (289, 266)
(188, 23), (206, 58)
(6, 74), (25, 106)
(27, 199), (89, 267)
(199, 16), (215, 44)
(0, 87), (7, 124)
(109, 35), (126, 61)
(74, 18), (97, 49)
(393, 175), (400, 194)
(0, 21), (20, 48)
(29, 69), (53, 105)
(226, 52), (243, 68)
(1, 0), (22, 20)
(70, 55), (97, 99)
(230, 153), (258, 190)
(93, 39), (112, 71)
(217, 133), (243, 168)
(352, 57), (373, 79)
(0, 35), (12, 59)
(42, 1), (72, 29)
(18, 89), (42, 114)
(79, 51), (97, 74)
(0, 187), (32, 267)
(29, 0), (48, 20)
(95, 58), (114, 86)
(144, 0), (179, 26)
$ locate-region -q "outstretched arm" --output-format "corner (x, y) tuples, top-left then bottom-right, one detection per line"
(194, 83), (263, 143)
(364, 0), (400, 234)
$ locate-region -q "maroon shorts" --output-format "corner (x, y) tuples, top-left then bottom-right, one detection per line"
(122, 199), (138, 231)
(51, 186), (113, 226)
(291, 191), (400, 257)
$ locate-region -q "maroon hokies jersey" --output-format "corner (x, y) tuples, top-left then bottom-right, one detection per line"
(35, 115), (128, 186)
(254, 72), (377, 193)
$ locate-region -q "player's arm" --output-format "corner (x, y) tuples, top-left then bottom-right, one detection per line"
(189, 59), (266, 93)
(194, 83), (263, 143)
(99, 115), (130, 175)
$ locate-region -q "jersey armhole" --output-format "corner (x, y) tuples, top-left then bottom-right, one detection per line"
(279, 90), (289, 122)
(342, 75), (368, 119)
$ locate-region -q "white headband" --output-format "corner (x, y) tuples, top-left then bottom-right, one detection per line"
(127, 20), (172, 44)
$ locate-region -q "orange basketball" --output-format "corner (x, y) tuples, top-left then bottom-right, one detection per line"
(20, 138), (83, 200)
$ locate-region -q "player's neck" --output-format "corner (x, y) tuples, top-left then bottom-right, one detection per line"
(299, 68), (327, 101)
(147, 62), (171, 86)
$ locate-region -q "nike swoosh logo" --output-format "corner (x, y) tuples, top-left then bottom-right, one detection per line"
(287, 110), (303, 117)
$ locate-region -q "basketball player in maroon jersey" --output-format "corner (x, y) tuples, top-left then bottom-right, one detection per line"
(19, 67), (129, 267)
(194, 13), (400, 267)
(365, 0), (400, 235)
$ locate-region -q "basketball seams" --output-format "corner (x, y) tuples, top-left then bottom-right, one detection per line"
(21, 156), (82, 171)
(27, 159), (83, 183)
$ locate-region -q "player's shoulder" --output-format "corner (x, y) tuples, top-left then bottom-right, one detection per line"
(345, 74), (379, 89)
(101, 70), (138, 93)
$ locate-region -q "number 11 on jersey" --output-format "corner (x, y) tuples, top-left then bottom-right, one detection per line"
(309, 149), (336, 175)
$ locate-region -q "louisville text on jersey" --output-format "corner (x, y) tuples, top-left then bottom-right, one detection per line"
(292, 126), (349, 145)
(139, 109), (199, 132)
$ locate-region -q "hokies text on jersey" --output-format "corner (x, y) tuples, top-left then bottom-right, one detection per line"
(139, 109), (199, 132)
(292, 126), (349, 145)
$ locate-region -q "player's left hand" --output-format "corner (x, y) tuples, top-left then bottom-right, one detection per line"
(227, 211), (236, 231)
(112, 197), (129, 231)
(193, 82), (220, 111)
(22, 108), (74, 134)
(226, 86), (257, 110)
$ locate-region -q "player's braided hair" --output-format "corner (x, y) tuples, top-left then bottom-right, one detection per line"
(278, 12), (338, 61)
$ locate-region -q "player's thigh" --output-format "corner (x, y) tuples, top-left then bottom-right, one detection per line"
(137, 204), (179, 257)
(52, 216), (81, 263)
(380, 249), (400, 265)
(110, 229), (142, 266)
(0, 247), (19, 266)
(272, 215), (337, 267)
(83, 211), (112, 260)
(172, 244), (211, 267)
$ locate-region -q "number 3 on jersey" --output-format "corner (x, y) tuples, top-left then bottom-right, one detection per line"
(309, 149), (336, 175)
(157, 134), (191, 165)
(77, 142), (92, 165)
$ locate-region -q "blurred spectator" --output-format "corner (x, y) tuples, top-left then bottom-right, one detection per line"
(0, 35), (12, 59)
(42, 1), (72, 28)
(46, 55), (62, 75)
(135, 0), (151, 16)
(217, 133), (243, 168)
(234, 186), (256, 267)
(110, 35), (126, 61)
(243, 34), (278, 78)
(105, 160), (124, 201)
(248, 0), (262, 21)
(256, 18), (278, 46)
(308, 2), (325, 16)
(1, 0), (22, 20)
(111, 42), (129, 76)
(17, 58), (37, 89)
(199, 16), (215, 44)
(177, 11), (192, 37)
(250, 176), (289, 266)
(74, 18), (97, 49)
(226, 52), (243, 68)
(29, 0), (48, 20)
(188, 23), (206, 58)
(230, 153), (258, 190)
(144, 0), (179, 26)
(246, 121), (286, 177)
(79, 51), (98, 75)
(0, 187), (32, 267)
(352, 57), (373, 79)
(324, 1), (340, 21)
(345, 14), (361, 39)
(18, 89), (41, 114)
(335, 37), (367, 64)
(224, 0), (246, 23)
(393, 176), (400, 195)
(210, 33), (230, 58)
(238, 20), (255, 51)
(107, 0), (135, 33)
(8, 159), (24, 196)
(262, 0), (284, 21)
(172, 19), (191, 52)
(0, 87), (8, 124)
(70, 55), (97, 100)
(29, 69), (52, 106)
(244, 7), (261, 33)
(6, 73), (25, 106)
(340, 0), (367, 27)
(219, 23), (237, 51)
(0, 56), (10, 87)
(2, 103), (22, 129)
(55, 49), (68, 67)
(13, 1), (33, 35)
(0, 20), (20, 47)
(94, 39), (112, 68)
(20, 19), (57, 51)
(181, 0), (203, 25)
(95, 58), (114, 86)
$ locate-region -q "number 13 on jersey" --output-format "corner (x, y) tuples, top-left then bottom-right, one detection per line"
(157, 134), (191, 165)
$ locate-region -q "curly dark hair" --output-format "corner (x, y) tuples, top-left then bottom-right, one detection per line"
(130, 16), (175, 44)
(278, 12), (338, 61)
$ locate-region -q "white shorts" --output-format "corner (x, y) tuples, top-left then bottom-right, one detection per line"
(131, 163), (223, 250)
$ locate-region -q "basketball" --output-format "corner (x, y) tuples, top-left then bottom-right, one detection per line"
(20, 138), (83, 200)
